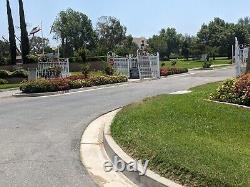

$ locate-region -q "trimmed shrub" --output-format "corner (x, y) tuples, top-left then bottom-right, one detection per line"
(69, 80), (83, 89)
(0, 70), (10, 79)
(160, 67), (188, 76)
(104, 63), (115, 75)
(20, 78), (70, 93)
(81, 64), (90, 78)
(210, 73), (250, 106)
(20, 75), (128, 93)
(11, 69), (28, 78)
(27, 54), (39, 64)
(47, 66), (62, 78)
(0, 79), (8, 85)
(203, 61), (212, 69)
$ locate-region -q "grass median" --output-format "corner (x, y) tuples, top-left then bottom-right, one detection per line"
(161, 58), (231, 69)
(111, 82), (250, 186)
(0, 83), (19, 90)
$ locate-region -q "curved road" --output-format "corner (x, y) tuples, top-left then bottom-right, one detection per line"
(0, 68), (233, 187)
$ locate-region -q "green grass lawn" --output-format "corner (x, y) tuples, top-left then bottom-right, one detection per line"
(0, 84), (20, 90)
(111, 83), (250, 186)
(162, 58), (231, 69)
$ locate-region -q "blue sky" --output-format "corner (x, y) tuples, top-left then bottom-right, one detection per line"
(1, 0), (250, 46)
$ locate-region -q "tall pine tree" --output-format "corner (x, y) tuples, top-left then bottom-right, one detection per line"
(18, 0), (30, 63)
(6, 0), (16, 65)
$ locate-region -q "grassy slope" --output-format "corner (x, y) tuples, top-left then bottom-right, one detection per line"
(111, 83), (250, 186)
(162, 59), (231, 69)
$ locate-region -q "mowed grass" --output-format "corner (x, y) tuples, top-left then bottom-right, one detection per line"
(111, 83), (250, 186)
(0, 83), (19, 90)
(161, 58), (231, 69)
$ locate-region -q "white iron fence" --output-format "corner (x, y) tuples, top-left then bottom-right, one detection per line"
(37, 58), (70, 78)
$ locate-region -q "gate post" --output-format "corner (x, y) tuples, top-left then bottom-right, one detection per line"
(157, 52), (160, 78)
(247, 48), (250, 73)
(235, 38), (241, 77)
(127, 58), (130, 78)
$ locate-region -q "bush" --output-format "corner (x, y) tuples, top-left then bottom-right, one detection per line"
(20, 78), (70, 93)
(0, 70), (10, 78)
(27, 54), (39, 64)
(161, 62), (165, 67)
(69, 80), (83, 89)
(0, 79), (8, 85)
(202, 61), (212, 68)
(160, 67), (188, 76)
(210, 73), (250, 106)
(11, 69), (28, 78)
(104, 63), (115, 75)
(81, 64), (90, 78)
(171, 60), (177, 66)
(46, 66), (62, 78)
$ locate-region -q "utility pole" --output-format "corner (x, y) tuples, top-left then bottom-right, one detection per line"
(41, 21), (45, 55)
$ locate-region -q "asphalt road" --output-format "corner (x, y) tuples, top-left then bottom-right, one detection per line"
(0, 67), (234, 187)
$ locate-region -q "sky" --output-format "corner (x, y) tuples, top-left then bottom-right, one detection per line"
(1, 0), (250, 46)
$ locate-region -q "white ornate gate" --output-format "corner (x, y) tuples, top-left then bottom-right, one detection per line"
(235, 37), (248, 77)
(108, 53), (160, 79)
(37, 58), (70, 78)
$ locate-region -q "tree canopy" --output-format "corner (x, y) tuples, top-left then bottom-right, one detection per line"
(30, 36), (52, 54)
(96, 16), (127, 54)
(52, 8), (96, 57)
(19, 0), (30, 63)
(6, 0), (16, 65)
(148, 17), (250, 60)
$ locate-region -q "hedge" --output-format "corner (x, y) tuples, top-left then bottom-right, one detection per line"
(160, 67), (188, 76)
(0, 69), (28, 79)
(0, 79), (8, 85)
(0, 70), (10, 79)
(20, 75), (128, 93)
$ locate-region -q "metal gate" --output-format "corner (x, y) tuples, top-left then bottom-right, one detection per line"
(109, 53), (160, 79)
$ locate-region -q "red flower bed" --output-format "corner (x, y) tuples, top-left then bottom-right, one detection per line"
(20, 75), (128, 93)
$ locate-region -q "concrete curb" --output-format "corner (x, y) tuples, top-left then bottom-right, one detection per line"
(12, 79), (159, 98)
(80, 109), (137, 187)
(103, 109), (183, 187)
(80, 109), (183, 187)
(13, 82), (131, 98)
(0, 88), (19, 92)
(205, 99), (250, 110)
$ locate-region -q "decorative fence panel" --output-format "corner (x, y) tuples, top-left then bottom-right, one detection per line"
(112, 58), (130, 77)
(37, 59), (70, 78)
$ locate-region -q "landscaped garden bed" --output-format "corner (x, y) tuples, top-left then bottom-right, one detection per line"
(160, 67), (188, 76)
(111, 82), (250, 186)
(210, 73), (250, 107)
(20, 75), (127, 93)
